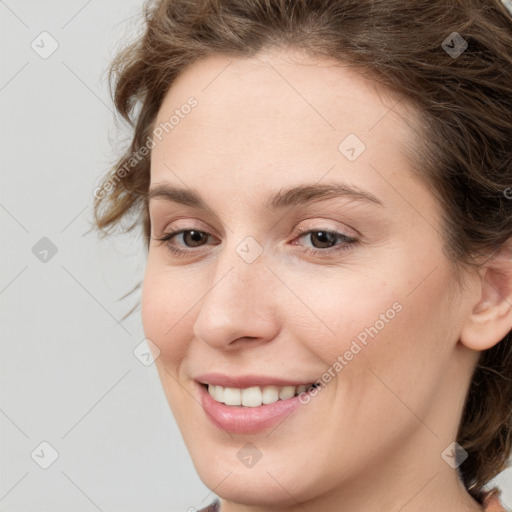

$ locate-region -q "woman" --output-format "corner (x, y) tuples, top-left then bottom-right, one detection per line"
(94, 0), (512, 510)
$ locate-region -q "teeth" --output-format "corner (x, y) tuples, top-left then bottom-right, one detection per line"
(207, 383), (313, 407)
(262, 385), (279, 404)
(278, 385), (296, 400)
(242, 386), (262, 407)
(223, 387), (242, 406)
(213, 385), (224, 403)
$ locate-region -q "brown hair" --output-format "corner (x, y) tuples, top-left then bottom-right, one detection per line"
(94, 0), (512, 502)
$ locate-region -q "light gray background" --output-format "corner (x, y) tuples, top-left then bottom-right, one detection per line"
(1, 1), (511, 511)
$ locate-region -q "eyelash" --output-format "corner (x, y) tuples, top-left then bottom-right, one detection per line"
(154, 225), (358, 257)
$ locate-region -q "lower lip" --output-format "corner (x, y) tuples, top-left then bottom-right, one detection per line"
(198, 383), (310, 434)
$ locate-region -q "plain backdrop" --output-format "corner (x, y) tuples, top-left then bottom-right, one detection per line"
(1, 1), (511, 511)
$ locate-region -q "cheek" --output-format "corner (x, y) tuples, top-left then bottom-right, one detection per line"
(300, 261), (457, 410)
(141, 263), (197, 421)
(337, 267), (458, 427)
(141, 262), (194, 368)
(289, 269), (402, 364)
(141, 269), (167, 349)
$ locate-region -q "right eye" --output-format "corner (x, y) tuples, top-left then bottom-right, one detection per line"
(154, 228), (218, 256)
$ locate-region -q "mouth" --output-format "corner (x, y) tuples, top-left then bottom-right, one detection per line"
(195, 377), (322, 434)
(200, 382), (320, 407)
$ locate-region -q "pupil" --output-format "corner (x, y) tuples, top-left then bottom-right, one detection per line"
(313, 231), (336, 248)
(185, 230), (206, 247)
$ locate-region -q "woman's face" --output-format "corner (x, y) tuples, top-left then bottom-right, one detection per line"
(142, 49), (480, 508)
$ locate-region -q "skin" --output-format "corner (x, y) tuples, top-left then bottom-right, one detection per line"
(141, 48), (511, 512)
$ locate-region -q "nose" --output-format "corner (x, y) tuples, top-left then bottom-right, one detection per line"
(192, 249), (281, 351)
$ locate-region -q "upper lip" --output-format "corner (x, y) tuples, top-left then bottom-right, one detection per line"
(195, 373), (316, 388)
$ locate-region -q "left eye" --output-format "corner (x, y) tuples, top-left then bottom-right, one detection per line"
(295, 229), (353, 249)
(292, 229), (358, 254)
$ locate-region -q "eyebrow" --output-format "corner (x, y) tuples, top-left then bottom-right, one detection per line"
(147, 182), (384, 211)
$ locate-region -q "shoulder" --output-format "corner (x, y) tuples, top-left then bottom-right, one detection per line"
(483, 488), (509, 512)
(196, 498), (220, 512)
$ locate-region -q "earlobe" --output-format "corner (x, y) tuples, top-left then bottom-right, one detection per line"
(460, 242), (512, 352)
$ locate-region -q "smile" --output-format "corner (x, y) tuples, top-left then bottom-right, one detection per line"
(196, 378), (322, 434)
(205, 383), (318, 407)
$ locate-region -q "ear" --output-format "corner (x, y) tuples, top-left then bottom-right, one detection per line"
(460, 239), (512, 351)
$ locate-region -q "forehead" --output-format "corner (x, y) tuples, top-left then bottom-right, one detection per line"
(150, 49), (420, 200)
